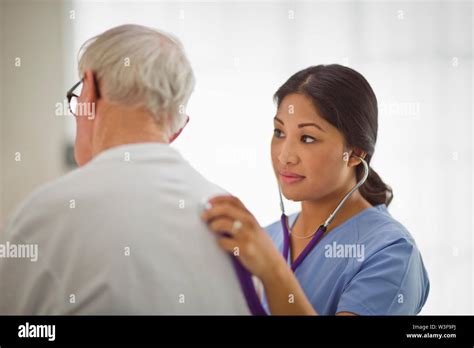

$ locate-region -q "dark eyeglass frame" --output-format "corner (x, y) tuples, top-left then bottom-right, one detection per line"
(66, 76), (101, 117)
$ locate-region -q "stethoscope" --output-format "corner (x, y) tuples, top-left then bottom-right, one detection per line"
(278, 154), (369, 272)
(230, 153), (369, 315)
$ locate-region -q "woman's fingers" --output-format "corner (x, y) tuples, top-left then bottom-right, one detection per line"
(208, 216), (243, 237)
(200, 194), (280, 279)
(201, 202), (249, 226)
(208, 195), (249, 213)
(216, 236), (240, 253)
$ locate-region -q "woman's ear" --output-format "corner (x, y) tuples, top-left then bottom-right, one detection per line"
(346, 149), (367, 167)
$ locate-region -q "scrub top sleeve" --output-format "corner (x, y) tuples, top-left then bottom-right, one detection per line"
(336, 238), (427, 315)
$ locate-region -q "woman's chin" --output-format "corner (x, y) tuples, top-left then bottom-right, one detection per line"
(281, 184), (326, 203)
(281, 188), (306, 202)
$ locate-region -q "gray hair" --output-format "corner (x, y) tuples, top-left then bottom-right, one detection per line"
(78, 24), (195, 136)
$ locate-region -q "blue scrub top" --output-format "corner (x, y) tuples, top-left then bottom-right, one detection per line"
(263, 204), (430, 315)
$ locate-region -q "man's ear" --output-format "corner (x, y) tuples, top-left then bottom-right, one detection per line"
(79, 70), (98, 110)
(169, 116), (190, 143)
(77, 69), (100, 120)
(74, 69), (99, 166)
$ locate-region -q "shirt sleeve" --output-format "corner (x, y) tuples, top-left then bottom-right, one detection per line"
(0, 202), (125, 315)
(0, 207), (61, 314)
(336, 237), (430, 315)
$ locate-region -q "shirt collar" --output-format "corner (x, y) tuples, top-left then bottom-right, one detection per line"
(89, 142), (184, 164)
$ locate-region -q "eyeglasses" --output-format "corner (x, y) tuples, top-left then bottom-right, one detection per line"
(66, 78), (83, 117)
(66, 76), (101, 117)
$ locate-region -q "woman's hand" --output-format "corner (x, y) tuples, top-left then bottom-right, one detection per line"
(201, 194), (317, 315)
(200, 195), (285, 281)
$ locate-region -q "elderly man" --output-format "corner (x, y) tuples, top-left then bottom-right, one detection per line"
(0, 24), (249, 314)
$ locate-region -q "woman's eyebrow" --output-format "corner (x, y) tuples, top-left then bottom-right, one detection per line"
(274, 117), (325, 133)
(298, 123), (326, 132)
(274, 116), (284, 125)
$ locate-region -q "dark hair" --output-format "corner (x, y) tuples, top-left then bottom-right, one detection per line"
(274, 64), (393, 206)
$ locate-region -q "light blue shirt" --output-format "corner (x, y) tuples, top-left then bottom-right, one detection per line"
(263, 204), (430, 315)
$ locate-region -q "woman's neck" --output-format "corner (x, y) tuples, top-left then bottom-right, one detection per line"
(296, 188), (373, 236)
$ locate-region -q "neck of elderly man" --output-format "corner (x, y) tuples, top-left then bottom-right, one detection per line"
(74, 82), (172, 167)
(95, 102), (169, 152)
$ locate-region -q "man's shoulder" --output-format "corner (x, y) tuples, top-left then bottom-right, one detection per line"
(5, 167), (87, 227)
(4, 151), (231, 239)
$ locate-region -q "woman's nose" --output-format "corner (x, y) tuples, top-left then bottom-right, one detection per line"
(278, 142), (299, 165)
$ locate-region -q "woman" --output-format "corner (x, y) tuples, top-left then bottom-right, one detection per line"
(201, 64), (430, 315)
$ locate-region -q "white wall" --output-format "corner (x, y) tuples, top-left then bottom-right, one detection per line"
(0, 0), (4, 227)
(0, 0), (70, 226)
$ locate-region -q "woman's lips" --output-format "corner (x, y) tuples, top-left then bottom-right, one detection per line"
(279, 171), (305, 184)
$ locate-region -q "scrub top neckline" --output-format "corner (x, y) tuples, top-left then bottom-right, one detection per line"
(287, 204), (386, 264)
(290, 203), (385, 231)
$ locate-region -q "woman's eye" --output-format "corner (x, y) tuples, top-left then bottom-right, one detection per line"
(273, 129), (285, 138)
(301, 135), (317, 143)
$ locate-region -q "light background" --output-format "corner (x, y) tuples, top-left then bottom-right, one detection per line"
(0, 0), (472, 315)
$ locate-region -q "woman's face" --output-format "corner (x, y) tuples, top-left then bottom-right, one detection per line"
(271, 93), (353, 202)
